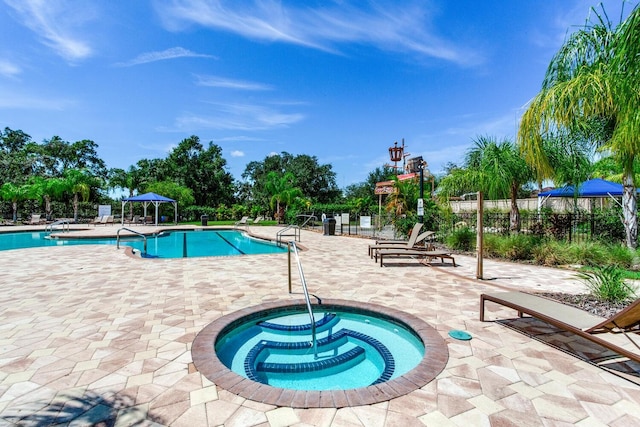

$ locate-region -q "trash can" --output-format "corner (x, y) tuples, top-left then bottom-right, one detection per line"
(323, 218), (336, 235)
(201, 215), (208, 226)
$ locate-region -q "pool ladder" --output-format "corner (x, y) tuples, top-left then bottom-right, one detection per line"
(117, 227), (147, 256)
(45, 219), (70, 234)
(276, 215), (317, 246)
(288, 241), (318, 359)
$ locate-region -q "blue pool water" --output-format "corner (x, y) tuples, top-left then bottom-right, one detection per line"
(215, 309), (425, 390)
(0, 230), (287, 259)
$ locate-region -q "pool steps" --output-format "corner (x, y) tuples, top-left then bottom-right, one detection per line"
(257, 313), (337, 334)
(244, 321), (395, 385)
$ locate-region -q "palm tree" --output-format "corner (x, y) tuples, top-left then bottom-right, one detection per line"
(109, 166), (146, 220)
(518, 4), (640, 248)
(62, 169), (94, 223)
(438, 136), (533, 232)
(385, 176), (418, 217)
(265, 171), (303, 223)
(29, 176), (67, 221)
(0, 182), (30, 222)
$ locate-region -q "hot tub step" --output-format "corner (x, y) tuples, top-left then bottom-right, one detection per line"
(257, 346), (365, 373)
(258, 313), (337, 333)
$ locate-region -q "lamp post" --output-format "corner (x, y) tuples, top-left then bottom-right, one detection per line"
(417, 159), (426, 223)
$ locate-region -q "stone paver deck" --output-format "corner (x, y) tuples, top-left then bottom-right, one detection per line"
(0, 224), (639, 426)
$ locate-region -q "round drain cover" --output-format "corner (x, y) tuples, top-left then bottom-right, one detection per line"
(448, 330), (472, 340)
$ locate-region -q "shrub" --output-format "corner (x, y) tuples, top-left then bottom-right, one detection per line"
(532, 240), (573, 266)
(576, 266), (637, 303)
(566, 241), (609, 267)
(446, 227), (475, 251)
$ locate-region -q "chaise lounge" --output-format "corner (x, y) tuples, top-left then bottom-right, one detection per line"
(480, 291), (640, 364)
(368, 223), (435, 257)
(375, 246), (456, 267)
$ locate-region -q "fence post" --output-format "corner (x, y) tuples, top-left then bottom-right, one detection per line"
(568, 212), (573, 243)
(476, 191), (484, 280)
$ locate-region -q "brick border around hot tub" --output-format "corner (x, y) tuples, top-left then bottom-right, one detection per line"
(191, 298), (449, 408)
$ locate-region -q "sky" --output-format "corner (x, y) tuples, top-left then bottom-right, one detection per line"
(1, 0), (638, 190)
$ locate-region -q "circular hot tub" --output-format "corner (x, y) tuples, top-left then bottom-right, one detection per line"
(192, 299), (448, 408)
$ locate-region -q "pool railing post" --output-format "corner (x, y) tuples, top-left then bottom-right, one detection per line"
(287, 242), (292, 294)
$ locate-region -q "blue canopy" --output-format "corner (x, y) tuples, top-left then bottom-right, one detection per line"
(123, 192), (175, 202)
(121, 192), (177, 225)
(538, 178), (625, 198)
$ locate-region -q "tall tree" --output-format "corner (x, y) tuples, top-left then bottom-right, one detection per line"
(439, 136), (533, 232)
(0, 127), (33, 184)
(242, 152), (339, 210)
(163, 136), (234, 207)
(518, 4), (640, 248)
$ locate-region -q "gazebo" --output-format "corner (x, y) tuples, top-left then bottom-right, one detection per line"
(121, 192), (177, 226)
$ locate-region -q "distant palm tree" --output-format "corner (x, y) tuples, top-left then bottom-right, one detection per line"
(265, 171), (302, 223)
(385, 176), (417, 217)
(109, 166), (146, 219)
(0, 182), (29, 222)
(29, 176), (67, 220)
(63, 169), (94, 223)
(518, 4), (640, 248)
(439, 136), (533, 232)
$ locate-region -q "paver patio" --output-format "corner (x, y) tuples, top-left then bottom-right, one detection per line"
(0, 224), (639, 426)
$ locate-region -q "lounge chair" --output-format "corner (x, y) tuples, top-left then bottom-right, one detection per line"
(480, 291), (640, 364)
(368, 223), (425, 257)
(375, 247), (456, 267)
(253, 216), (264, 224)
(126, 215), (141, 225)
(235, 216), (250, 227)
(96, 215), (114, 226)
(28, 214), (44, 225)
(90, 216), (103, 226)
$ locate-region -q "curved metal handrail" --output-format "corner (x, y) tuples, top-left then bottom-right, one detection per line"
(276, 225), (300, 245)
(116, 227), (147, 255)
(288, 241), (318, 359)
(45, 219), (70, 234)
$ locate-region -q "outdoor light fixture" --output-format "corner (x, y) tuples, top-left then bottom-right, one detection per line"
(389, 141), (403, 163)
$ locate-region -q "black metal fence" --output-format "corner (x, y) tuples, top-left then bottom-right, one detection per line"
(440, 211), (626, 244)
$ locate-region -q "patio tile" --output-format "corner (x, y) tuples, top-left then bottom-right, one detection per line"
(0, 225), (638, 425)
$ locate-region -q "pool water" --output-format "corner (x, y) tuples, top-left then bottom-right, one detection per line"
(215, 309), (425, 390)
(0, 230), (287, 259)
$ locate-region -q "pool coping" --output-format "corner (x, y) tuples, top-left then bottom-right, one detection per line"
(191, 298), (449, 408)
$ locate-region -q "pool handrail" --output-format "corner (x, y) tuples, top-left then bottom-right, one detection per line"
(288, 241), (318, 359)
(45, 219), (70, 234)
(117, 227), (147, 256)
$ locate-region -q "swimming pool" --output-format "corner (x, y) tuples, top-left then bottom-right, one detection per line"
(0, 230), (287, 258)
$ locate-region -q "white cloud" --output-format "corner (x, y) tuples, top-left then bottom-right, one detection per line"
(195, 75), (273, 91)
(171, 102), (305, 131)
(0, 60), (21, 77)
(155, 0), (483, 66)
(117, 47), (215, 67)
(230, 150), (244, 157)
(4, 0), (94, 61)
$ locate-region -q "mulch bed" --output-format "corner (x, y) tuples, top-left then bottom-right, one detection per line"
(535, 292), (632, 318)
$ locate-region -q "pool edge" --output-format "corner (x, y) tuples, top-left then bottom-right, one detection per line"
(191, 298), (449, 408)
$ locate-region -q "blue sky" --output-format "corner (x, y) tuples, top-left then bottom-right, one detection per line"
(1, 1), (638, 189)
